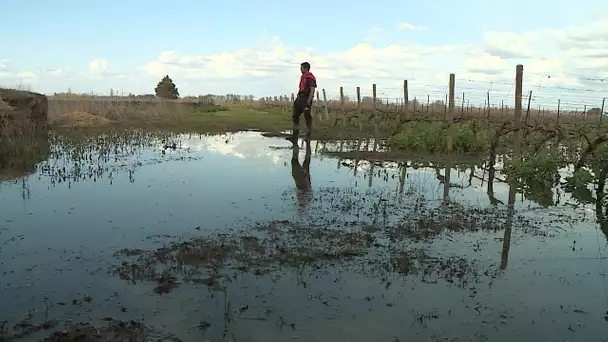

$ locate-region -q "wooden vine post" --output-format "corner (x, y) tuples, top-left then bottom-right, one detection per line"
(356, 86), (363, 132)
(486, 92), (491, 122)
(444, 73), (455, 201)
(513, 65), (524, 161)
(508, 64), (524, 207)
(338, 87), (345, 126)
(446, 73), (455, 153)
(322, 89), (329, 120)
(524, 91), (532, 125)
(403, 80), (409, 120)
(372, 83), (377, 111)
(372, 84), (379, 148)
(584, 104), (587, 120)
(556, 99), (561, 125)
(461, 93), (465, 114)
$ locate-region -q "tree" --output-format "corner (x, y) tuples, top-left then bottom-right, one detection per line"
(154, 75), (179, 99)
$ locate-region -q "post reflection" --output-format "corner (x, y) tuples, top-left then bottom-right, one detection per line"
(485, 146), (505, 205)
(595, 165), (608, 240)
(291, 137), (312, 210)
(366, 134), (380, 188)
(500, 184), (517, 270)
(398, 163), (407, 195)
(368, 161), (375, 188)
(353, 138), (363, 176)
(337, 139), (345, 170)
(443, 156), (452, 202)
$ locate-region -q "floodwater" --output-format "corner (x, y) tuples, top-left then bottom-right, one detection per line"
(0, 131), (607, 341)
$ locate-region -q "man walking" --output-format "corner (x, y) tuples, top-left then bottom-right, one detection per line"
(287, 62), (316, 143)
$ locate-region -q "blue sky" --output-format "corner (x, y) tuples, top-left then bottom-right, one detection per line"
(1, 0), (607, 108)
(2, 0), (603, 71)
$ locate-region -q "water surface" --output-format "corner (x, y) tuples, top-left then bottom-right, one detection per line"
(1, 131), (607, 341)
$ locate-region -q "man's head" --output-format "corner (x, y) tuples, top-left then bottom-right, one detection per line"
(300, 62), (311, 74)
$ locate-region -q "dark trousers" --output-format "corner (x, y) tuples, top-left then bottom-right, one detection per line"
(293, 96), (312, 129)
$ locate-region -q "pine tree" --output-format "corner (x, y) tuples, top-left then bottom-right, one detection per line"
(154, 75), (179, 100)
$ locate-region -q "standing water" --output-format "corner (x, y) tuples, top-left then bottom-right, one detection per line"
(0, 131), (606, 341)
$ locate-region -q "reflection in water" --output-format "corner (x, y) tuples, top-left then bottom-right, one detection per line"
(501, 184), (517, 270)
(353, 138), (363, 176)
(337, 139), (344, 170)
(0, 129), (50, 182)
(482, 146), (516, 269)
(398, 163), (406, 195)
(369, 134), (379, 188)
(434, 157), (468, 203)
(595, 165), (608, 239)
(291, 137), (312, 209)
(442, 154), (452, 202)
(2, 131), (607, 341)
(486, 150), (504, 206)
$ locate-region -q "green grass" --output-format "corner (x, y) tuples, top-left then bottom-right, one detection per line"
(183, 106), (292, 133)
(173, 105), (375, 139)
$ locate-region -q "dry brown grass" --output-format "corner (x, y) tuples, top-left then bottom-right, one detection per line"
(48, 97), (197, 125)
(51, 110), (115, 128)
(0, 97), (14, 122)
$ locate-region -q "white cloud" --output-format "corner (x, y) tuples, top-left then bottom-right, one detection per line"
(3, 14), (608, 111)
(397, 22), (426, 31)
(85, 58), (124, 79)
(88, 58), (108, 75)
(483, 31), (533, 58)
(466, 54), (507, 75)
(17, 70), (37, 80)
(0, 60), (11, 79)
(0, 70), (40, 88)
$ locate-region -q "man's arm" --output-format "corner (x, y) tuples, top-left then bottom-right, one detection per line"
(306, 78), (316, 106)
(307, 87), (316, 106)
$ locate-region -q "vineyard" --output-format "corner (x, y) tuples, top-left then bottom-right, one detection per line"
(20, 64), (608, 208)
(3, 66), (608, 341)
(251, 65), (608, 211)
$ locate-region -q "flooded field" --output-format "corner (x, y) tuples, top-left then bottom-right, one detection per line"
(1, 131), (607, 341)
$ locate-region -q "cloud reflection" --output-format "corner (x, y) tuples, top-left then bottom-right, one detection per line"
(177, 132), (287, 167)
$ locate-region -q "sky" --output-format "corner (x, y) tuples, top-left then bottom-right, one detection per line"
(1, 0), (608, 110)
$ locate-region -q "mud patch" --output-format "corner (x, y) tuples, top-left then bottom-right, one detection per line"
(113, 206), (528, 295)
(1, 318), (58, 341)
(114, 224), (376, 293)
(261, 132), (290, 138)
(1, 317), (181, 342)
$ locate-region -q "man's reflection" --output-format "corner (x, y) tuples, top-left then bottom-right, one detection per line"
(290, 135), (312, 209)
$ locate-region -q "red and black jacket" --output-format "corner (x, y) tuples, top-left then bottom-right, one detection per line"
(297, 72), (317, 97)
